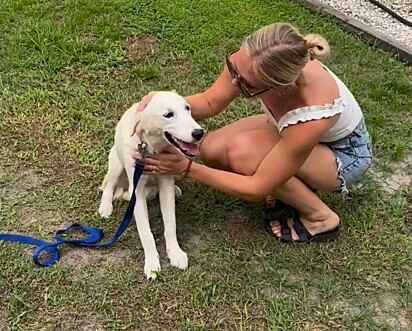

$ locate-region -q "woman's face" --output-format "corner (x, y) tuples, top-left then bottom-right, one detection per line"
(226, 46), (272, 98)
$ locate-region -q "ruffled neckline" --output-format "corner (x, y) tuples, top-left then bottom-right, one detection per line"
(277, 96), (345, 131)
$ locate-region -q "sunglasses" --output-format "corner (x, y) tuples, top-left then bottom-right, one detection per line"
(225, 50), (272, 98)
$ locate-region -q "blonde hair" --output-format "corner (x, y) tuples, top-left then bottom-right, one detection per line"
(244, 23), (330, 91)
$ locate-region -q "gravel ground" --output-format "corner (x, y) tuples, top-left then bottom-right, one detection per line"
(318, 0), (412, 47)
(379, 0), (412, 21)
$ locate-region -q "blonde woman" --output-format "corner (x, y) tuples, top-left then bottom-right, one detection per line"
(133, 22), (373, 243)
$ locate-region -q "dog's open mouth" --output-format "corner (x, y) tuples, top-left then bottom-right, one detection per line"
(164, 132), (200, 158)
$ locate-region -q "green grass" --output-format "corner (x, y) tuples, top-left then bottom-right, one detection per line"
(0, 0), (411, 330)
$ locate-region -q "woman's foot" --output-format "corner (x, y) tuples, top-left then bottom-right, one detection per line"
(269, 211), (340, 242)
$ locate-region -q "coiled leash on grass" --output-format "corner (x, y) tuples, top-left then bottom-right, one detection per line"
(0, 160), (145, 267)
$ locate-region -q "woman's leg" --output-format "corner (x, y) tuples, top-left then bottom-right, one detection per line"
(200, 115), (340, 240)
(200, 114), (272, 170)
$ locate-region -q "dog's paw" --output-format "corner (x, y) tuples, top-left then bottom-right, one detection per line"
(168, 248), (188, 270)
(121, 190), (131, 201)
(144, 258), (161, 280)
(98, 201), (113, 218)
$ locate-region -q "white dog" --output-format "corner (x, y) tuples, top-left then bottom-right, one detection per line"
(98, 91), (203, 279)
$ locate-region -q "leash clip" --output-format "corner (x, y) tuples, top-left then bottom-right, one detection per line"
(138, 141), (149, 159)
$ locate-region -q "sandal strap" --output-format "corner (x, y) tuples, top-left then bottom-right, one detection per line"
(292, 216), (314, 243)
(279, 218), (292, 242)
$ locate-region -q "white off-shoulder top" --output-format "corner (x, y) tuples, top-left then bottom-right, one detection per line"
(262, 65), (363, 143)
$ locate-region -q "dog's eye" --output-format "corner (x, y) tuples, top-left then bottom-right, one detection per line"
(164, 112), (174, 118)
(185, 105), (190, 112)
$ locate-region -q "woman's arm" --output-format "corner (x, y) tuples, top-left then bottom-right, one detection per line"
(138, 66), (239, 120)
(185, 66), (240, 120)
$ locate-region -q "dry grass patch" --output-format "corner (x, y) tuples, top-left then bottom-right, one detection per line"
(123, 35), (159, 58)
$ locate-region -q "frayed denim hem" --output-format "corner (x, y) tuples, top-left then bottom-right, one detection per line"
(335, 156), (350, 200)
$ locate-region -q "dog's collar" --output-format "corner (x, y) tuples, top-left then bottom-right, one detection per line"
(138, 141), (149, 159)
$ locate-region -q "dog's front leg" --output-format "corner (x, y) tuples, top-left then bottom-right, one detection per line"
(99, 147), (123, 218)
(125, 162), (161, 280)
(134, 186), (161, 279)
(158, 176), (188, 270)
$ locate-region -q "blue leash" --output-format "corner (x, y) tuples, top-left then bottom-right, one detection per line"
(0, 160), (145, 267)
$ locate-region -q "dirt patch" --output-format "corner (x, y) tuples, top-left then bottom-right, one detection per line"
(220, 207), (262, 245)
(60, 246), (131, 270)
(78, 316), (105, 331)
(20, 208), (63, 227)
(80, 32), (95, 42)
(29, 308), (105, 331)
(331, 293), (411, 330)
(260, 285), (281, 298)
(374, 293), (411, 330)
(171, 58), (190, 71)
(372, 155), (412, 191)
(188, 233), (204, 247)
(283, 269), (305, 285)
(12, 168), (46, 190)
(306, 287), (322, 306)
(54, 10), (66, 26)
(0, 312), (5, 331)
(0, 167), (66, 230)
(386, 172), (411, 190)
(1, 116), (81, 181)
(123, 35), (159, 58)
(331, 299), (362, 316)
(15, 236), (133, 271)
(1, 167), (45, 208)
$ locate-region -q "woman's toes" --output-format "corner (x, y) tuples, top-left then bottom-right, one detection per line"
(269, 221), (282, 236)
(269, 221), (280, 230)
(270, 218), (300, 240)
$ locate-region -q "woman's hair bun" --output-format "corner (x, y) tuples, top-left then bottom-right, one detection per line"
(304, 34), (330, 60)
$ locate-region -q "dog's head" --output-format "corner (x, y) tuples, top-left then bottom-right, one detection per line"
(134, 91), (204, 157)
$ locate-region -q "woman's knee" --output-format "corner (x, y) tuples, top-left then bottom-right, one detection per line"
(200, 131), (227, 167)
(201, 127), (279, 174)
(226, 132), (265, 175)
(226, 129), (281, 175)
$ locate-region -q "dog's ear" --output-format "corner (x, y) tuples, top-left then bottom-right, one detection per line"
(132, 117), (161, 137)
(171, 89), (178, 94)
(130, 103), (143, 137)
(131, 119), (142, 137)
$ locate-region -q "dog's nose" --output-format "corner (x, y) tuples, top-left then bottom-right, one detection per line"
(191, 129), (204, 141)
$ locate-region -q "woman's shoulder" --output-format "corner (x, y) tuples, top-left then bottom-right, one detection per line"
(301, 60), (340, 107)
(277, 63), (344, 132)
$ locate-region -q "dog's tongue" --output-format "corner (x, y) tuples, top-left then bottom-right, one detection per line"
(177, 140), (200, 156)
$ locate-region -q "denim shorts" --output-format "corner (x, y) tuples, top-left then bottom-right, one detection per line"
(323, 118), (373, 196)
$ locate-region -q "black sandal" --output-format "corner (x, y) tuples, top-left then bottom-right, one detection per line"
(263, 200), (297, 235)
(266, 213), (339, 243)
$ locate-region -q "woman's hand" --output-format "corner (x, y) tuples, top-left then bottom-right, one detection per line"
(137, 91), (157, 112)
(141, 146), (190, 176)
